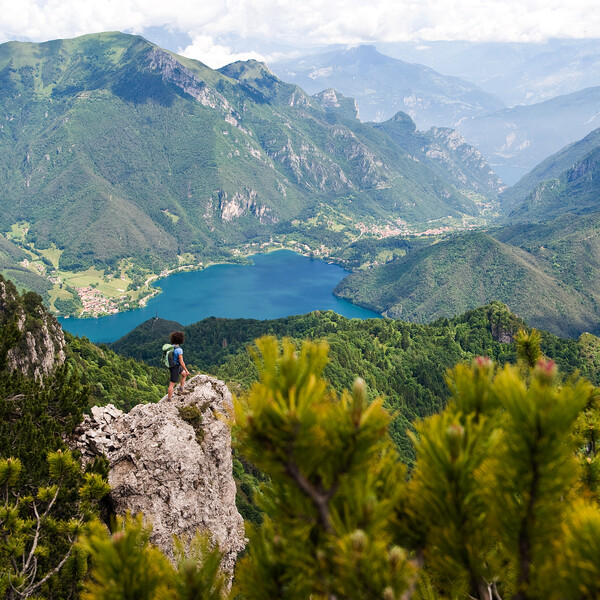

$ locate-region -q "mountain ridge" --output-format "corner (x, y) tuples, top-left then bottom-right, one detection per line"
(0, 31), (503, 315)
(270, 44), (505, 127)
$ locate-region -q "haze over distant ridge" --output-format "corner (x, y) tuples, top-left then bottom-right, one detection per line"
(0, 0), (597, 69)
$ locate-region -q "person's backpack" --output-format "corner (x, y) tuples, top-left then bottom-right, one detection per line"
(162, 343), (176, 368)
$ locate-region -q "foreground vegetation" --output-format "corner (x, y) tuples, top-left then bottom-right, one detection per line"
(79, 332), (600, 599)
(4, 273), (600, 598)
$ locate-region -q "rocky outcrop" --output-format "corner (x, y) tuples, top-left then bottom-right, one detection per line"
(146, 48), (250, 135)
(216, 187), (278, 224)
(71, 374), (246, 579)
(314, 88), (360, 120)
(0, 276), (66, 380)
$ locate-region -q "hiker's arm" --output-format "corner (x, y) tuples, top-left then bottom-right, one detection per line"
(179, 354), (189, 375)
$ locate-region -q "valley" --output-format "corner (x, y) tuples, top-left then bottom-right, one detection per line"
(0, 32), (506, 318)
(1, 30), (600, 342)
(1, 208), (490, 318)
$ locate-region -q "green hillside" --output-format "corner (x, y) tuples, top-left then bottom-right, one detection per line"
(510, 145), (600, 222)
(500, 127), (600, 212)
(0, 32), (504, 318)
(334, 229), (600, 337)
(494, 212), (600, 297)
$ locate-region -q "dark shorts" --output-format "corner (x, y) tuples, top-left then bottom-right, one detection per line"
(169, 364), (182, 383)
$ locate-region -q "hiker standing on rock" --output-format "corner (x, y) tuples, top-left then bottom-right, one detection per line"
(166, 331), (190, 400)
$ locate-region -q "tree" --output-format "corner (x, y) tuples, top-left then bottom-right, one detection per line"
(402, 330), (598, 600)
(79, 514), (228, 600)
(232, 336), (415, 600)
(0, 450), (109, 599)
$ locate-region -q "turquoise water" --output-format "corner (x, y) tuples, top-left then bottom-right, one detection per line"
(58, 250), (380, 343)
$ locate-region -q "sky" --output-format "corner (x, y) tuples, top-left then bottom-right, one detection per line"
(0, 0), (598, 68)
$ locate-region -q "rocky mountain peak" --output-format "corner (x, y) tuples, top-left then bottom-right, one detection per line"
(388, 111), (418, 132)
(71, 374), (246, 581)
(313, 88), (360, 119)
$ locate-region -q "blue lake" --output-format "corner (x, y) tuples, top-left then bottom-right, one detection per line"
(58, 250), (380, 343)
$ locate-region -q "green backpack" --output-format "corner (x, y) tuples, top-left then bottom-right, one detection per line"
(162, 343), (176, 368)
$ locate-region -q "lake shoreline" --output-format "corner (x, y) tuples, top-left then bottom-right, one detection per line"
(61, 245), (338, 320)
(58, 251), (381, 343)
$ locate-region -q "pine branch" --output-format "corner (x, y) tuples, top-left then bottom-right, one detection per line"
(285, 461), (333, 533)
(23, 483), (60, 573)
(20, 537), (76, 598)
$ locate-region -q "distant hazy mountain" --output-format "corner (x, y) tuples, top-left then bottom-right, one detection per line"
(269, 45), (505, 128)
(379, 39), (600, 107)
(455, 87), (600, 184)
(501, 128), (600, 212)
(372, 112), (506, 198)
(0, 32), (500, 276)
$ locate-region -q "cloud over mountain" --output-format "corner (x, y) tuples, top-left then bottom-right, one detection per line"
(1, 0), (598, 68)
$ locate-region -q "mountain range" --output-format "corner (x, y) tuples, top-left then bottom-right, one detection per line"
(0, 31), (504, 308)
(378, 38), (600, 107)
(270, 45), (505, 127)
(270, 43), (600, 186)
(499, 127), (600, 212)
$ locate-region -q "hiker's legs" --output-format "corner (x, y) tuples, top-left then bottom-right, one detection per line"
(168, 365), (181, 400)
(179, 371), (187, 390)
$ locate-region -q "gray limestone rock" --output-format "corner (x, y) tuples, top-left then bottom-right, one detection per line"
(0, 278), (66, 380)
(71, 374), (246, 579)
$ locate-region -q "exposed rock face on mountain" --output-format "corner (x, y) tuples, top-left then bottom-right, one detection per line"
(71, 374), (245, 580)
(313, 88), (360, 120)
(373, 112), (506, 197)
(0, 275), (65, 379)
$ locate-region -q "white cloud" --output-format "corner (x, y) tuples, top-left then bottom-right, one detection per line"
(180, 35), (265, 69)
(0, 0), (598, 63)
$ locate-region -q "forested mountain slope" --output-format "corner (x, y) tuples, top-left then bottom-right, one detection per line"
(334, 230), (600, 338)
(500, 127), (600, 212)
(109, 303), (600, 460)
(509, 145), (600, 222)
(0, 31), (499, 283)
(333, 126), (600, 339)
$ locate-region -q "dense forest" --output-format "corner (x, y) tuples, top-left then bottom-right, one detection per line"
(109, 302), (600, 459)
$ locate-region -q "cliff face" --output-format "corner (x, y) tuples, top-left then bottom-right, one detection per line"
(71, 374), (246, 578)
(0, 276), (66, 380)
